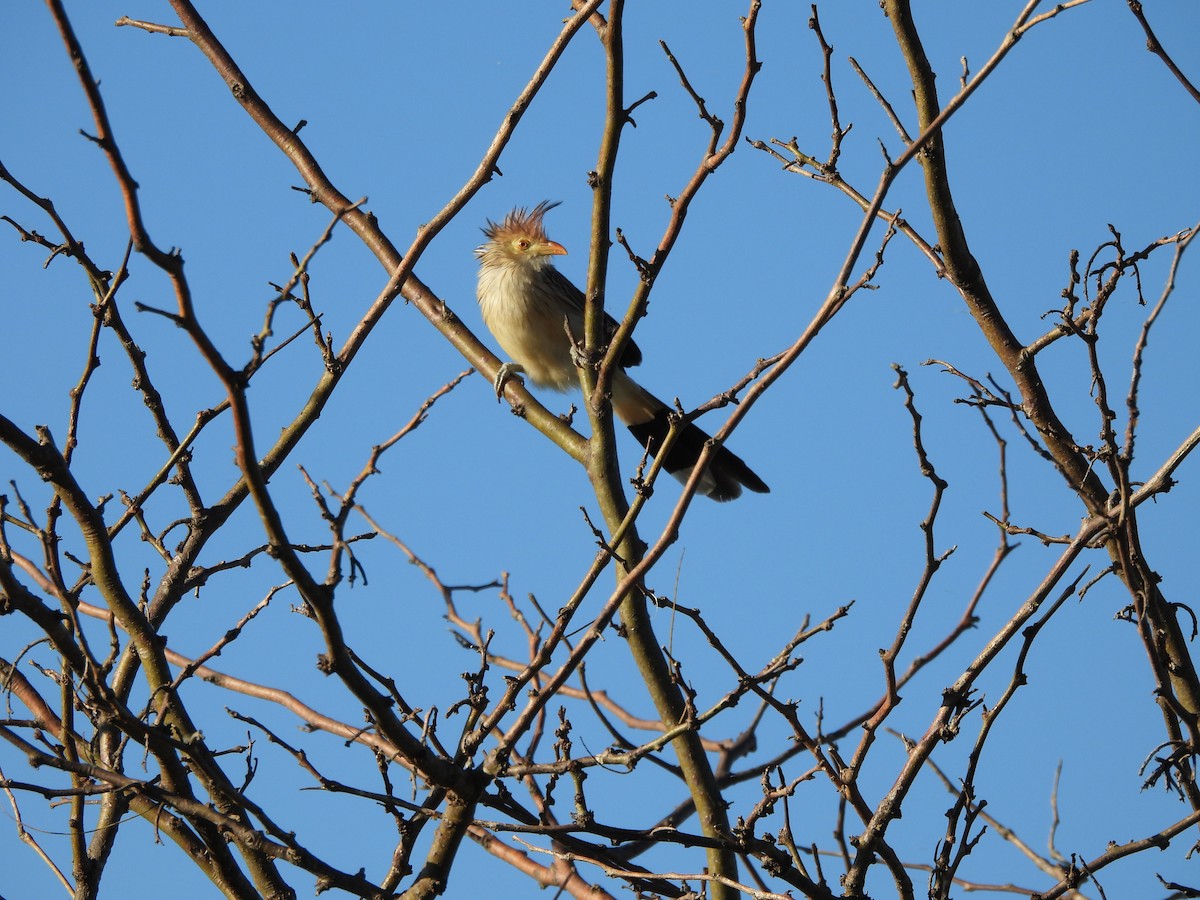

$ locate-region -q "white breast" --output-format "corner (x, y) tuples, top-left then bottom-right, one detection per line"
(478, 262), (579, 391)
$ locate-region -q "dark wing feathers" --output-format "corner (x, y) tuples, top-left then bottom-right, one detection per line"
(542, 266), (643, 369)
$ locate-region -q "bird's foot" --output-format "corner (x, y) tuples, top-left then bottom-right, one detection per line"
(569, 341), (592, 373)
(493, 362), (526, 401)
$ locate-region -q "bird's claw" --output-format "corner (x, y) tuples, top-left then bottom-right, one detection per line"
(493, 362), (526, 401)
(569, 342), (591, 373)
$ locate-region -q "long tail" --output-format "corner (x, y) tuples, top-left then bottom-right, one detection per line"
(611, 372), (769, 502)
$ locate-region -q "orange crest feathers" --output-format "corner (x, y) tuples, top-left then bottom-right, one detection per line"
(482, 200), (562, 244)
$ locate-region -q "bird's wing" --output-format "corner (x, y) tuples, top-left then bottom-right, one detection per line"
(542, 266), (644, 369)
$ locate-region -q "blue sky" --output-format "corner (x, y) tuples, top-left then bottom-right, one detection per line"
(3, 2), (1199, 898)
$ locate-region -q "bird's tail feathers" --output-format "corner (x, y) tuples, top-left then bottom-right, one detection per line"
(611, 373), (769, 502)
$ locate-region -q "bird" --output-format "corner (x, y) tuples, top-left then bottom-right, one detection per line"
(475, 201), (768, 502)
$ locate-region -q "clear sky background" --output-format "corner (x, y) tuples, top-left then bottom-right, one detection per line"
(2, 2), (1199, 898)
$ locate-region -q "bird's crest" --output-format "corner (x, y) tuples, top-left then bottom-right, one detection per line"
(481, 200), (562, 245)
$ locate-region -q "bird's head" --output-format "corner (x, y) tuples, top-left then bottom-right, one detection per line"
(477, 201), (567, 270)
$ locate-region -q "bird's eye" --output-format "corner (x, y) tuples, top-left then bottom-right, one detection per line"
(515, 239), (530, 251)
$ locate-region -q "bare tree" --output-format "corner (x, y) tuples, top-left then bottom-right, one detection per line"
(2, 2), (1198, 898)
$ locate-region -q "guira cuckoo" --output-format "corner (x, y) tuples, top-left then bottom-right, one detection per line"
(475, 201), (768, 501)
